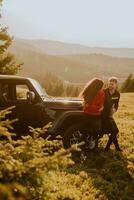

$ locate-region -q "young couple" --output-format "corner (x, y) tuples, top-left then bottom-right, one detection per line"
(80, 77), (121, 151)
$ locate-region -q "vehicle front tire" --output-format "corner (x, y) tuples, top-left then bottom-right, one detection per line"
(63, 123), (84, 149)
(63, 123), (96, 150)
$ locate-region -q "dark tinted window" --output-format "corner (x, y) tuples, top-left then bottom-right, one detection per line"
(1, 84), (11, 101)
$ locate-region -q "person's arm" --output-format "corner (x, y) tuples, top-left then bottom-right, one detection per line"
(98, 91), (105, 112)
(114, 93), (120, 111)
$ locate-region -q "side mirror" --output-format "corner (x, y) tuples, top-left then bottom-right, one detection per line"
(27, 91), (36, 103)
(2, 92), (8, 101)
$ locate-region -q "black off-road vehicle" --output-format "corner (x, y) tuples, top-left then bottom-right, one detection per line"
(0, 75), (96, 149)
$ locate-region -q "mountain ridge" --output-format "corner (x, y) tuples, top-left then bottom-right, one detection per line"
(15, 38), (134, 58)
(9, 38), (134, 83)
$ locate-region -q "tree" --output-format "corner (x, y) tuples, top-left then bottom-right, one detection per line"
(127, 76), (134, 92)
(121, 74), (134, 93)
(0, 0), (22, 75)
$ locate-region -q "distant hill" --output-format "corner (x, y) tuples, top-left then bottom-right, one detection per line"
(17, 38), (134, 58)
(9, 39), (134, 83)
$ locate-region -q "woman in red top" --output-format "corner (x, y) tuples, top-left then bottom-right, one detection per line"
(79, 78), (105, 149)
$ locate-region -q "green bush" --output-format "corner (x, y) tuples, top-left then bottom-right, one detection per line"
(0, 108), (76, 199)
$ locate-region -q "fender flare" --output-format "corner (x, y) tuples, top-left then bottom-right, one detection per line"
(50, 110), (86, 134)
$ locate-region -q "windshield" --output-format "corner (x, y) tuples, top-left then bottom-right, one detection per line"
(30, 79), (50, 99)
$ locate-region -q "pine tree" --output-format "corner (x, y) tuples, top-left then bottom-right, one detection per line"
(121, 74), (134, 92)
(0, 0), (22, 75)
(121, 74), (132, 92)
(127, 76), (134, 92)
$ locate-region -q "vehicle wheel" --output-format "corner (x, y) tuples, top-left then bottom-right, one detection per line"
(86, 135), (97, 150)
(63, 123), (96, 150)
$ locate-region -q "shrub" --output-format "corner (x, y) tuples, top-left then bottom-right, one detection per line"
(0, 108), (76, 199)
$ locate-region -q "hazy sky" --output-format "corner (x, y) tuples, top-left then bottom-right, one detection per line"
(1, 0), (134, 47)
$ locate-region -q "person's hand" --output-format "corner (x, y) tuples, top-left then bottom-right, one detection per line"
(111, 107), (116, 115)
(117, 133), (119, 138)
(99, 105), (104, 112)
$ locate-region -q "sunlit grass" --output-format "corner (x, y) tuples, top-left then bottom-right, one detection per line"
(66, 93), (134, 200)
(0, 93), (133, 199)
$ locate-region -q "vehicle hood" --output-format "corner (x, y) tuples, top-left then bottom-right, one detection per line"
(44, 97), (83, 110)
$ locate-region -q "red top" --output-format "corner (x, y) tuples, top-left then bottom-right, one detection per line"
(83, 90), (105, 115)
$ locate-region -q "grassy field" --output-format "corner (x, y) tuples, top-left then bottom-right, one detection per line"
(0, 93), (133, 200)
(48, 93), (134, 200)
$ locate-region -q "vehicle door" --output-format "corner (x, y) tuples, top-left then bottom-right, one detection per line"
(0, 80), (47, 133)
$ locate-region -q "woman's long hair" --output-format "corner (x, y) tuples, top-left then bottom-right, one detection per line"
(79, 78), (104, 104)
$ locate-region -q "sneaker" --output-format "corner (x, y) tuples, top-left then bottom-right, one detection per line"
(88, 137), (96, 150)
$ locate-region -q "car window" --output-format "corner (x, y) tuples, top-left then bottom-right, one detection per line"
(16, 84), (30, 100)
(1, 84), (10, 101)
